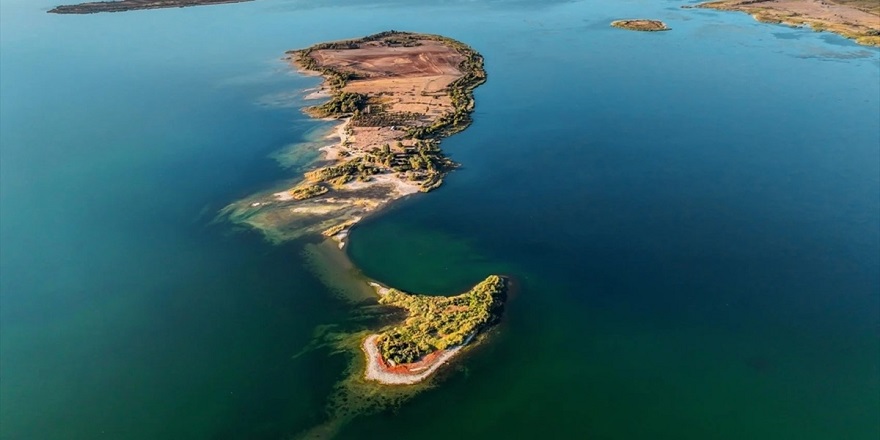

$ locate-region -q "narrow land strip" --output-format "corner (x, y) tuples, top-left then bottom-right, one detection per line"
(48, 0), (252, 14)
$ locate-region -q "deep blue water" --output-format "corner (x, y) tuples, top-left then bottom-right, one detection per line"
(1, 0), (878, 438)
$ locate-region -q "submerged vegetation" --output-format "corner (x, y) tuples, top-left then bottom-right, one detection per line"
(376, 275), (506, 365)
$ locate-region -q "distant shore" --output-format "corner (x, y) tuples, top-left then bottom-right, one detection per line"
(48, 0), (252, 14)
(695, 0), (880, 46)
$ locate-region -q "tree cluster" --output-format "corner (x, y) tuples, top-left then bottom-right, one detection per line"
(376, 275), (507, 365)
(305, 156), (380, 186)
(308, 92), (368, 118)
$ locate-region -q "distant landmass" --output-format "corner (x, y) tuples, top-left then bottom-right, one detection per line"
(48, 0), (252, 14)
(696, 0), (880, 46)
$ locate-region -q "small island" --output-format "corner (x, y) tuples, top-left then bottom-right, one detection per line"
(696, 0), (880, 47)
(364, 276), (507, 385)
(611, 19), (671, 32)
(48, 0), (252, 14)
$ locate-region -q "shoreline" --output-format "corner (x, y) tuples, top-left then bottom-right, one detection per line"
(359, 280), (476, 385)
(361, 333), (473, 385)
(695, 0), (880, 47)
(305, 238), (499, 385)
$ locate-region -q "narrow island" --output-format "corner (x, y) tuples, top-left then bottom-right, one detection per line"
(224, 31), (504, 386)
(611, 19), (671, 32)
(48, 0), (252, 14)
(695, 0), (880, 46)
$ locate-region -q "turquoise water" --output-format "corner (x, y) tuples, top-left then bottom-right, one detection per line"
(1, 0), (878, 438)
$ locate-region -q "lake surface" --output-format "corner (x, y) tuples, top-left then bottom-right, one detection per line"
(1, 0), (878, 438)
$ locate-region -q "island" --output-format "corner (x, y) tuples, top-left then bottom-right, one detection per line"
(611, 19), (671, 32)
(364, 275), (506, 384)
(696, 0), (880, 46)
(48, 0), (252, 14)
(223, 32), (503, 386)
(223, 31), (487, 244)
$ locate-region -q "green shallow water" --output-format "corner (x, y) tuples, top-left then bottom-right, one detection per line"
(1, 0), (878, 438)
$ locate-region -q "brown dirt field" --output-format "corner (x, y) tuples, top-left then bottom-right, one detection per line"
(307, 40), (464, 122)
(343, 75), (458, 117)
(311, 40), (464, 78)
(345, 126), (406, 152)
(291, 37), (470, 161)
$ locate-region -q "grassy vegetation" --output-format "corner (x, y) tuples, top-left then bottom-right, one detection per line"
(351, 105), (423, 127)
(305, 156), (381, 187)
(288, 184), (328, 200)
(321, 219), (358, 237)
(291, 138), (454, 193)
(376, 275), (507, 365)
(362, 30), (426, 46)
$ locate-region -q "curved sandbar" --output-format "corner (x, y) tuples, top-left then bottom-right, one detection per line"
(364, 276), (506, 385)
(611, 19), (671, 32)
(695, 0), (880, 47)
(223, 31), (487, 243)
